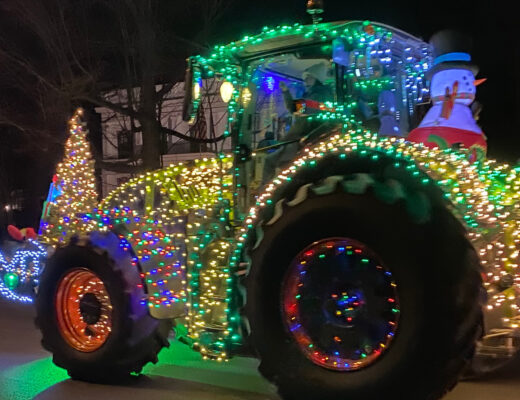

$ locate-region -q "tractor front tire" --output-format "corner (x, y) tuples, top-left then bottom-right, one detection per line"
(35, 232), (172, 382)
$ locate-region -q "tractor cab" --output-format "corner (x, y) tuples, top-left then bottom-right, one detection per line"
(183, 20), (432, 215)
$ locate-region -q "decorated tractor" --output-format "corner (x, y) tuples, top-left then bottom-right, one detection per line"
(35, 5), (520, 400)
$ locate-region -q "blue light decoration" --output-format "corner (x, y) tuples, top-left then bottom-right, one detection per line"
(39, 176), (63, 236)
(256, 72), (295, 95)
(0, 239), (47, 303)
(263, 75), (277, 93)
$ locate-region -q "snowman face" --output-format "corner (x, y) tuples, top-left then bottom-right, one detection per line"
(430, 69), (476, 105)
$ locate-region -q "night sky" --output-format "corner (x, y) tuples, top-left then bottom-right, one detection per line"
(0, 0), (518, 231)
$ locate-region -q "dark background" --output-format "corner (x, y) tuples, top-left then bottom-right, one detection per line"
(0, 0), (518, 235)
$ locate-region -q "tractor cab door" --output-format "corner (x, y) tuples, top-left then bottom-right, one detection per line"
(235, 48), (337, 215)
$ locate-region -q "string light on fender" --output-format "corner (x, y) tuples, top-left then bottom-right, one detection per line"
(234, 130), (520, 355)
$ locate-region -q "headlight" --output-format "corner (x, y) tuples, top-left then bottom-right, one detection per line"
(220, 81), (234, 103)
(242, 88), (252, 107)
(193, 80), (202, 100)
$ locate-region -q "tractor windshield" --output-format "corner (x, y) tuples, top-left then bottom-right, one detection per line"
(182, 21), (432, 216)
(241, 40), (430, 192)
(249, 53), (335, 149)
(241, 49), (338, 191)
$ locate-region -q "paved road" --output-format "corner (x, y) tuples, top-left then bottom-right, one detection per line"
(1, 299), (520, 400)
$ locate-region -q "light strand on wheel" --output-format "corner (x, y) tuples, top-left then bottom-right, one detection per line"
(282, 238), (399, 371)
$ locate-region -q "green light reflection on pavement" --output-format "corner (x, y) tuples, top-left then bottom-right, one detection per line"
(1, 341), (273, 399)
(0, 357), (68, 400)
(143, 340), (273, 395)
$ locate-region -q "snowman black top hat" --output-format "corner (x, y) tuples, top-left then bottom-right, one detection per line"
(426, 29), (479, 79)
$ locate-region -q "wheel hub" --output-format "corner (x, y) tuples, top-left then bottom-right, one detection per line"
(55, 268), (113, 352)
(79, 292), (103, 326)
(282, 238), (399, 372)
(325, 288), (365, 327)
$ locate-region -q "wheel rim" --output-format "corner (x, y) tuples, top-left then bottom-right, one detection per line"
(282, 238), (399, 371)
(55, 268), (113, 352)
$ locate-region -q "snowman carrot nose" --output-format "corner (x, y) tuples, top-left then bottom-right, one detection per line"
(474, 78), (487, 86)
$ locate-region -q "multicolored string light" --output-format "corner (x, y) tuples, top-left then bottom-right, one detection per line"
(0, 239), (47, 303)
(89, 157), (236, 359)
(235, 126), (520, 340)
(282, 238), (399, 371)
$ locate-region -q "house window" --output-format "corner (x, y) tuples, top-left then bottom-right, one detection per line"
(117, 130), (133, 159)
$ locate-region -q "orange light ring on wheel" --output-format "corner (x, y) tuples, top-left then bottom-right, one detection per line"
(55, 268), (113, 352)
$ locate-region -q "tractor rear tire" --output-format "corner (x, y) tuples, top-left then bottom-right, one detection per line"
(247, 175), (482, 400)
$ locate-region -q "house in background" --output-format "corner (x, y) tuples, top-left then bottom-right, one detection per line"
(96, 81), (231, 197)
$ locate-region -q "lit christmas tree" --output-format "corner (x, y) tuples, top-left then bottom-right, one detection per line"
(39, 108), (98, 244)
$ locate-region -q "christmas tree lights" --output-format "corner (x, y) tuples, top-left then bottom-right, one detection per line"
(39, 108), (98, 245)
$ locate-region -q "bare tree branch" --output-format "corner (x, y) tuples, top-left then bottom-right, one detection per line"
(0, 0), (234, 176)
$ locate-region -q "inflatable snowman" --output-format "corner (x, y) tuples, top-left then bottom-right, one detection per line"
(408, 30), (487, 159)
